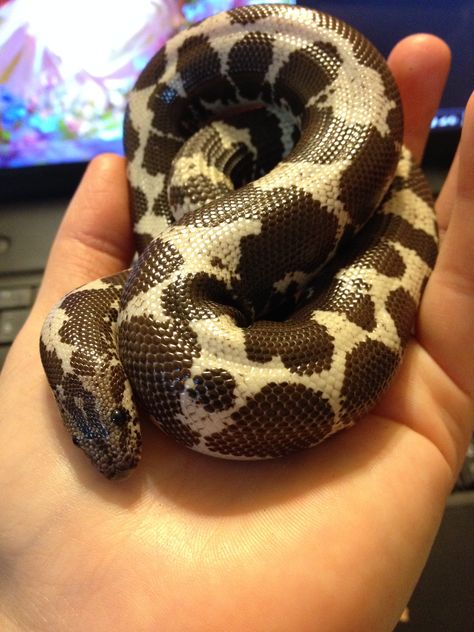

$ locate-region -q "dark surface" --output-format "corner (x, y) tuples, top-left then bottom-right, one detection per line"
(395, 491), (474, 632)
(0, 162), (87, 204)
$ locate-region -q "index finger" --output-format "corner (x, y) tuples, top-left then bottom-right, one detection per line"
(387, 34), (451, 163)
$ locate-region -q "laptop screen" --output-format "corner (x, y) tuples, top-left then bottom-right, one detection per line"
(303, 0), (472, 134)
(0, 0), (471, 175)
(1, 0), (183, 169)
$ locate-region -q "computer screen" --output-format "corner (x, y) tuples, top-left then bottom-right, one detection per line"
(0, 0), (296, 170)
(0, 0), (471, 189)
(303, 0), (472, 133)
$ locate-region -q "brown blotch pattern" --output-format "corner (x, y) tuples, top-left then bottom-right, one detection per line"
(274, 43), (342, 116)
(142, 134), (182, 178)
(134, 48), (167, 91)
(39, 338), (64, 391)
(288, 107), (358, 166)
(244, 320), (334, 375)
(360, 240), (406, 278)
(312, 277), (377, 331)
(176, 33), (237, 106)
(338, 126), (400, 226)
(205, 383), (335, 458)
(149, 86), (189, 136)
(369, 213), (437, 268)
(227, 32), (275, 100)
(386, 287), (417, 346)
(161, 272), (249, 326)
(118, 312), (202, 450)
(318, 9), (402, 115)
(176, 34), (221, 92)
(187, 368), (236, 413)
(228, 3), (275, 25)
(235, 186), (340, 314)
(109, 364), (128, 404)
(341, 339), (399, 420)
(169, 174), (232, 211)
(408, 161), (435, 208)
(220, 109), (287, 184)
(130, 186), (148, 223)
(123, 111), (140, 162)
(121, 238), (184, 305)
(58, 285), (123, 381)
(118, 315), (198, 421)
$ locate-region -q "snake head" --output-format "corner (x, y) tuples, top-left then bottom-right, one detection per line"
(40, 336), (142, 480)
(40, 274), (142, 479)
(68, 395), (141, 480)
(55, 369), (142, 479)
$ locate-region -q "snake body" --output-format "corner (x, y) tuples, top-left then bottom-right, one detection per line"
(40, 4), (437, 479)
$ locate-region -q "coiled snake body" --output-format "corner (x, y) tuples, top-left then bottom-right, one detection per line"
(40, 4), (437, 479)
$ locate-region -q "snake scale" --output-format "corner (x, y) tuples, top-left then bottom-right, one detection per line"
(40, 4), (438, 479)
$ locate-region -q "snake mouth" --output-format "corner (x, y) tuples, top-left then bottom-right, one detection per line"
(69, 427), (141, 480)
(104, 463), (136, 480)
(93, 450), (140, 480)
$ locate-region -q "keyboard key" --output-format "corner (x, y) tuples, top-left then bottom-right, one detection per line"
(0, 308), (31, 343)
(0, 236), (11, 255)
(0, 287), (33, 309)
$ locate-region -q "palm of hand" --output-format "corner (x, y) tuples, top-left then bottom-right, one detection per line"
(1, 35), (473, 632)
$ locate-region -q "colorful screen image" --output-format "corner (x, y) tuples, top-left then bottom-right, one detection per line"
(0, 0), (294, 168)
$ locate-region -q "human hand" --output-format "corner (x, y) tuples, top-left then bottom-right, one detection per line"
(1, 35), (473, 632)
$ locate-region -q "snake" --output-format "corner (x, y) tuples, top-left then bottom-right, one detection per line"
(40, 4), (438, 479)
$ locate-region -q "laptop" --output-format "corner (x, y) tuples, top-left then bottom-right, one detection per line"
(1, 1), (473, 626)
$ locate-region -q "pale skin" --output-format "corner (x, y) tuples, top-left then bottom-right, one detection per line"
(0, 35), (473, 632)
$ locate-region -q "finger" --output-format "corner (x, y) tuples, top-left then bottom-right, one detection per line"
(435, 144), (460, 234)
(387, 34), (451, 163)
(35, 154), (132, 318)
(419, 91), (474, 398)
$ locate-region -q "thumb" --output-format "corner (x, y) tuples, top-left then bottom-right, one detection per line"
(34, 154), (133, 321)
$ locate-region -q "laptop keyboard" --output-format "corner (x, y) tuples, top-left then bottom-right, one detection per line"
(0, 198), (65, 366)
(0, 272), (42, 366)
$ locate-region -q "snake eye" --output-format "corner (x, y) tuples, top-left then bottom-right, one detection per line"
(110, 408), (128, 426)
(72, 435), (81, 447)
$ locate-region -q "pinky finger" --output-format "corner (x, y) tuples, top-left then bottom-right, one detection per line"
(419, 91), (474, 398)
